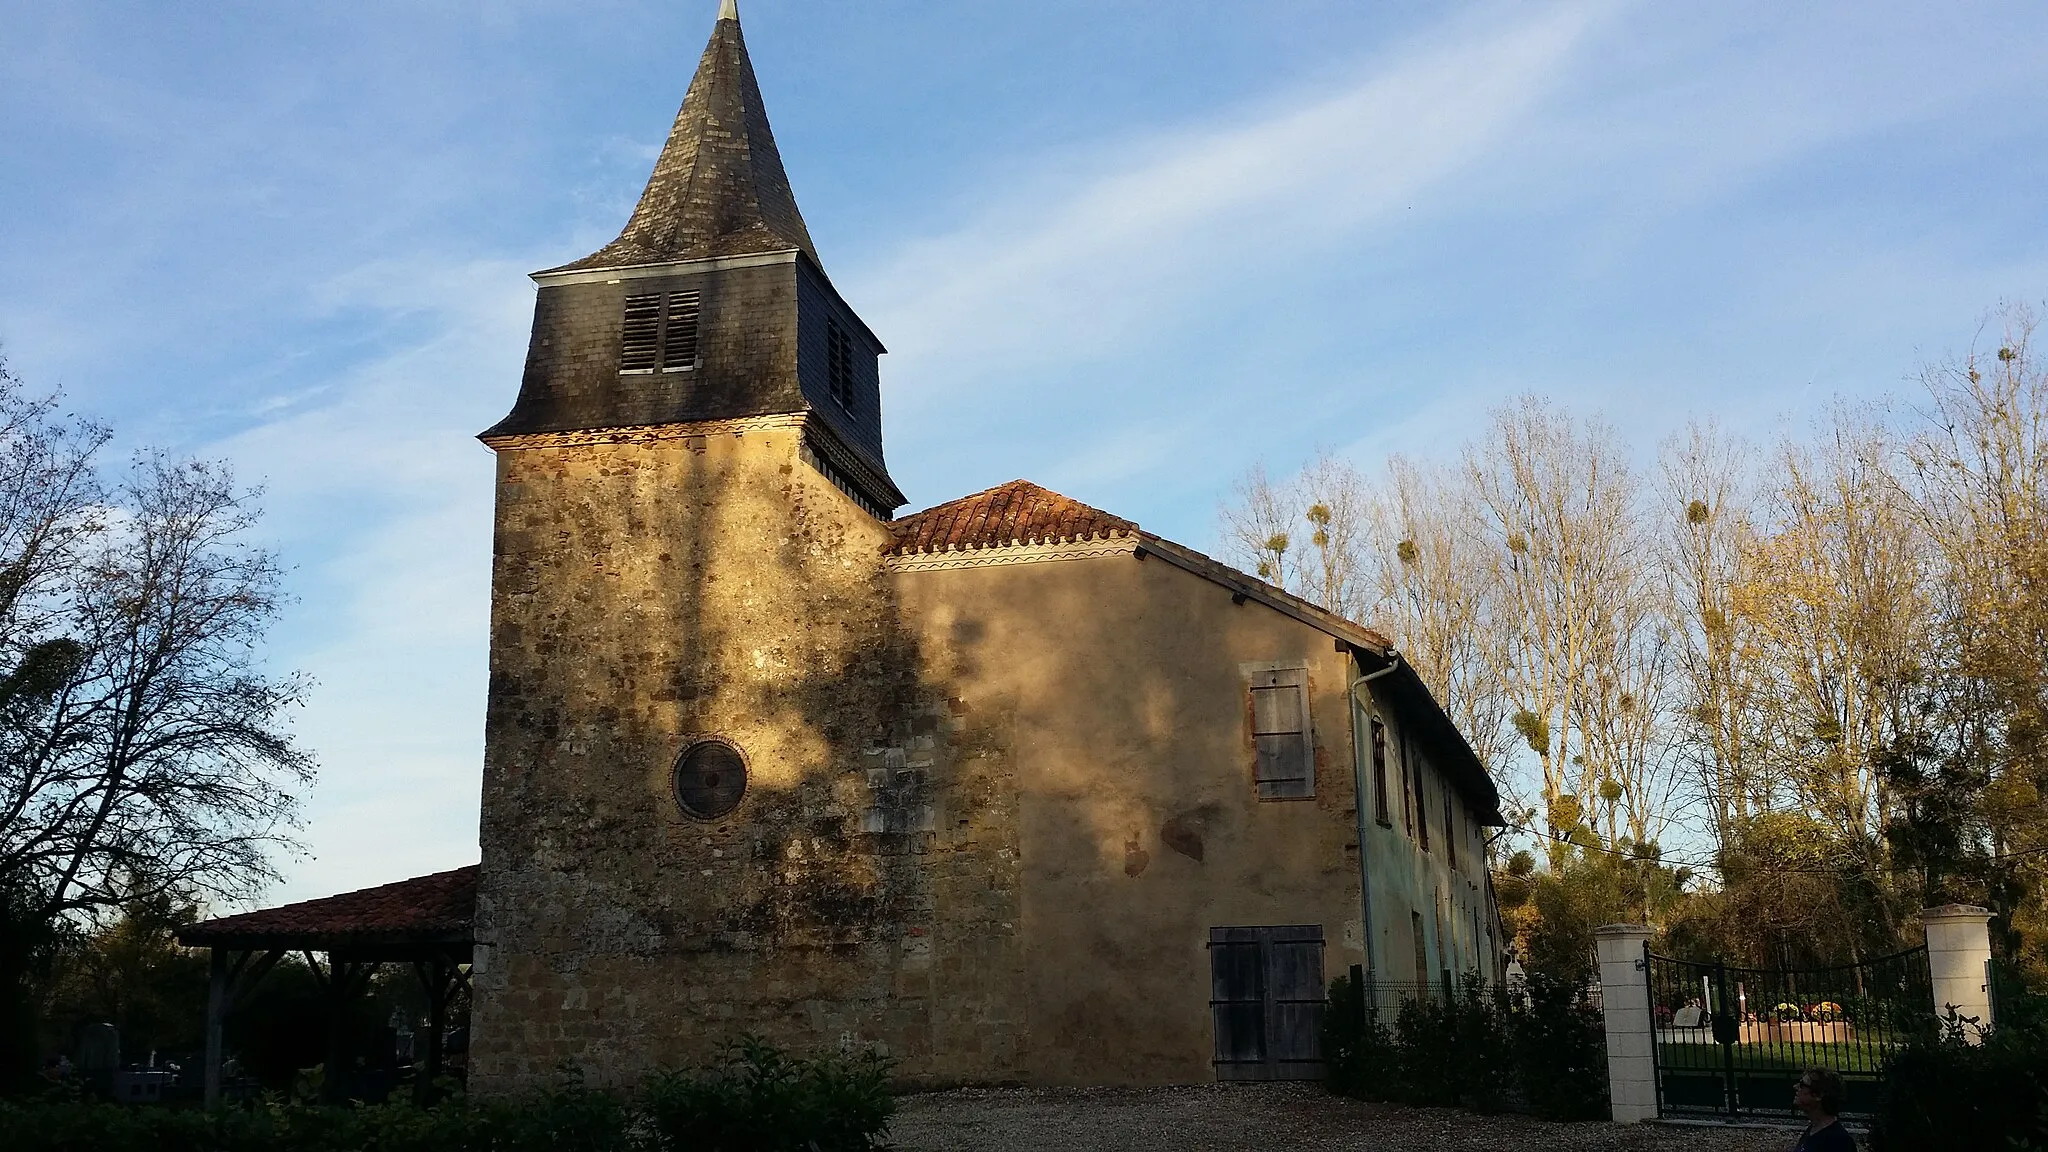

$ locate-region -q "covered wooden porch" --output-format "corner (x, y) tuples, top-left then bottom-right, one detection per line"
(177, 864), (478, 1105)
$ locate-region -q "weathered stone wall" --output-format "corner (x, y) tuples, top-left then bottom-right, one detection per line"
(469, 422), (1021, 1091)
(890, 550), (1370, 1085)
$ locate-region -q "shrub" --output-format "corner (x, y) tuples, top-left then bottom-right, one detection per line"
(1511, 974), (1608, 1121)
(1869, 1006), (2048, 1151)
(639, 1036), (894, 1152)
(1446, 975), (1516, 1113)
(1392, 995), (1460, 1106)
(1321, 974), (1398, 1101)
(1323, 970), (1607, 1121)
(0, 1040), (890, 1152)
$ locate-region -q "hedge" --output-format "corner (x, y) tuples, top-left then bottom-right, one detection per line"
(0, 1039), (892, 1152)
(1869, 999), (2048, 1151)
(1323, 971), (1609, 1121)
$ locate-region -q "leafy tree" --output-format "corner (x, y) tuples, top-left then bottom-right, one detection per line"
(0, 356), (311, 1090)
(36, 884), (208, 1072)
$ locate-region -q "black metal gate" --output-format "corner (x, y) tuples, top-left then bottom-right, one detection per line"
(1644, 944), (1931, 1120)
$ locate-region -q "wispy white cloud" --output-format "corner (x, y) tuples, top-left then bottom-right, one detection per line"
(842, 0), (2048, 549)
(855, 3), (1614, 420)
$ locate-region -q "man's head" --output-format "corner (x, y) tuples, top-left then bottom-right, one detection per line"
(1794, 1068), (1846, 1117)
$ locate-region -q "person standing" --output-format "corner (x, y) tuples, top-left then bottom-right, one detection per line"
(1793, 1068), (1856, 1152)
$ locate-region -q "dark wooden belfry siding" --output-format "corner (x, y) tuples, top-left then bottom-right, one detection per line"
(486, 262), (801, 438)
(1209, 925), (1326, 1081)
(794, 259), (885, 464)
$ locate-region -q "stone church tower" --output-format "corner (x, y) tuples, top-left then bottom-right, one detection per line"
(467, 2), (1010, 1088)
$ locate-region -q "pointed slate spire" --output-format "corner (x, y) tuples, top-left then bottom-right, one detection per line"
(550, 0), (818, 273)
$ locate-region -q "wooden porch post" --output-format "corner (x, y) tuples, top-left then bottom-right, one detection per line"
(323, 957), (347, 1105)
(203, 947), (228, 1108)
(416, 954), (450, 1105)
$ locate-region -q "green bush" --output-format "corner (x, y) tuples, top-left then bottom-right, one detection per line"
(639, 1037), (893, 1152)
(1323, 971), (1607, 1121)
(1869, 1007), (2048, 1151)
(0, 1040), (891, 1152)
(1511, 974), (1609, 1121)
(0, 1084), (626, 1152)
(1391, 994), (1460, 1106)
(1321, 974), (1398, 1100)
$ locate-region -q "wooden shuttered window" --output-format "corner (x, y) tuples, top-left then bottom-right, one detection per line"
(1370, 718), (1391, 826)
(1209, 925), (1325, 1081)
(1247, 666), (1312, 800)
(619, 291), (700, 374)
(620, 294), (661, 372)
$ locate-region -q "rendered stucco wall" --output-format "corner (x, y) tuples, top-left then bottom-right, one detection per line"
(891, 550), (1370, 1084)
(1351, 688), (1498, 992)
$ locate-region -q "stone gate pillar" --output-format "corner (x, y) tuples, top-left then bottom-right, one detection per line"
(1923, 904), (1993, 1041)
(1595, 923), (1655, 1123)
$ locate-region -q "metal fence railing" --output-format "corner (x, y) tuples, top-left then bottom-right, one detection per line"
(1646, 944), (1931, 1120)
(1344, 974), (1602, 1021)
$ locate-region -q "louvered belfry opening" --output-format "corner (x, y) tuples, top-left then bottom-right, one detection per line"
(618, 291), (702, 375)
(826, 319), (854, 409)
(661, 291), (701, 371)
(620, 294), (662, 372)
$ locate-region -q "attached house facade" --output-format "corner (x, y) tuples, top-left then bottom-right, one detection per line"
(465, 2), (1504, 1091)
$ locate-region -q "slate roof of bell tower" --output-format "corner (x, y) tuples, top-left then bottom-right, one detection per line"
(546, 0), (819, 274)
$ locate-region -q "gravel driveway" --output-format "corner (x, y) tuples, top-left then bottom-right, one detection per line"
(889, 1084), (1806, 1152)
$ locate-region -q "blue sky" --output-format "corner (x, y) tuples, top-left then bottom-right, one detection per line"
(3, 1), (2045, 904)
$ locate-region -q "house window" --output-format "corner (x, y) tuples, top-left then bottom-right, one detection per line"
(1370, 719), (1391, 826)
(1208, 925), (1325, 1080)
(1398, 733), (1414, 838)
(826, 319), (855, 409)
(619, 291), (700, 374)
(1411, 911), (1429, 991)
(1414, 757), (1429, 852)
(1247, 666), (1312, 800)
(1444, 783), (1457, 870)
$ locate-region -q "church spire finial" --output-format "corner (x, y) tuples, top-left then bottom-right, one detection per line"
(543, 0), (817, 274)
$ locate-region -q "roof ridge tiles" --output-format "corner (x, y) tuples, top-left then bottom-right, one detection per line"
(885, 480), (1136, 557)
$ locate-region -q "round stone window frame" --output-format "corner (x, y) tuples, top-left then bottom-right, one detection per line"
(671, 736), (750, 822)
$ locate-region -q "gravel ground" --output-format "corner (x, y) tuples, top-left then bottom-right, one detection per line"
(889, 1084), (1807, 1152)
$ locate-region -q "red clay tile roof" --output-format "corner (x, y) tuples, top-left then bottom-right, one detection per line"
(180, 864), (477, 948)
(887, 480), (1136, 555)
